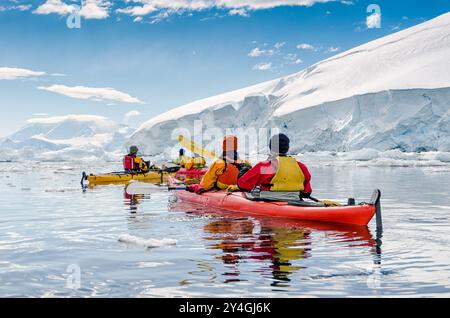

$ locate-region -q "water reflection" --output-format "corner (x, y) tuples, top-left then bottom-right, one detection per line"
(123, 188), (147, 213)
(204, 219), (310, 285)
(170, 200), (379, 288)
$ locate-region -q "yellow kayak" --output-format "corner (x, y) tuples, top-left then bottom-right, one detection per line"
(83, 171), (170, 186)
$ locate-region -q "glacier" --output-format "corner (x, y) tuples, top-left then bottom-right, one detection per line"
(130, 12), (450, 156)
(0, 115), (132, 161)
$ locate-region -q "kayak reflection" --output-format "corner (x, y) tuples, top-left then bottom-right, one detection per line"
(123, 188), (147, 213)
(169, 201), (378, 287)
(204, 218), (310, 285)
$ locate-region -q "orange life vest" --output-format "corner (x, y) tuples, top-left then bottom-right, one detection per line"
(216, 162), (240, 190)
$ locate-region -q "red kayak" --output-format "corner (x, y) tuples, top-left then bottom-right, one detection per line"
(174, 168), (207, 178)
(169, 177), (380, 226)
(169, 199), (377, 247)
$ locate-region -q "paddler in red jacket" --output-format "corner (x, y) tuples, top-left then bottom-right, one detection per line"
(123, 146), (150, 173)
(237, 134), (312, 197)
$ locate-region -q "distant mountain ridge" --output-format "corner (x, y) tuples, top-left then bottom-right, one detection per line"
(0, 115), (131, 161)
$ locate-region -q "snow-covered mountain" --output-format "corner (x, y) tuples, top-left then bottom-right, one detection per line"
(131, 12), (450, 156)
(0, 115), (132, 161)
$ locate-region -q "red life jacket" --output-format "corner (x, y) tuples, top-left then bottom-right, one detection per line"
(123, 155), (136, 171)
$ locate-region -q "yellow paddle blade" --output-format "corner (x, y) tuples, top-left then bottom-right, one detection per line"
(178, 135), (217, 159)
(320, 200), (342, 207)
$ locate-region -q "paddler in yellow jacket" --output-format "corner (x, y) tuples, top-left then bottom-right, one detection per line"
(173, 148), (191, 167)
(237, 134), (312, 196)
(186, 135), (251, 194)
(185, 153), (207, 170)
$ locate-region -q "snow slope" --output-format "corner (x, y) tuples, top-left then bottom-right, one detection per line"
(131, 12), (450, 155)
(0, 115), (131, 161)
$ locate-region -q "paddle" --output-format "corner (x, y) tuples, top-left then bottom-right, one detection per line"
(178, 135), (217, 159)
(127, 182), (341, 207)
(178, 135), (240, 164)
(125, 182), (186, 195)
(307, 195), (341, 207)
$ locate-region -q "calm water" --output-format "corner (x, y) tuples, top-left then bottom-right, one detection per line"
(1, 162), (450, 297)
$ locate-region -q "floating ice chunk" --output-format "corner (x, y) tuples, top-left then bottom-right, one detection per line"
(137, 261), (174, 268)
(435, 152), (450, 163)
(345, 149), (379, 161)
(118, 234), (177, 248)
(380, 150), (419, 160)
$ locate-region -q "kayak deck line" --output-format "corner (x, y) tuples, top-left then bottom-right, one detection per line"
(169, 177), (381, 226)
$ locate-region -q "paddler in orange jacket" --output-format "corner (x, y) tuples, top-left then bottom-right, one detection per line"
(186, 135), (250, 194)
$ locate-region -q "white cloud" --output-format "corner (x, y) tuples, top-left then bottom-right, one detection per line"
(16, 4), (32, 11)
(326, 46), (340, 53)
(228, 8), (249, 17)
(274, 42), (286, 50)
(34, 0), (111, 20)
(124, 110), (142, 122)
(0, 4), (32, 12)
(32, 0), (340, 21)
(297, 43), (315, 50)
(116, 4), (157, 16)
(284, 53), (302, 65)
(253, 62), (272, 71)
(33, 0), (74, 16)
(0, 67), (46, 80)
(79, 0), (110, 19)
(248, 41), (286, 58)
(38, 84), (144, 104)
(366, 12), (381, 29)
(116, 0), (339, 17)
(248, 47), (275, 57)
(248, 48), (263, 57)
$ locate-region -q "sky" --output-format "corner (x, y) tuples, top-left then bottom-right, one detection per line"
(0, 0), (449, 137)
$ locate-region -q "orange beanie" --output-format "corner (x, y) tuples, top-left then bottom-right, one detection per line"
(223, 135), (238, 152)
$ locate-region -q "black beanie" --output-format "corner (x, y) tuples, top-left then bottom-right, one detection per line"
(269, 134), (290, 154)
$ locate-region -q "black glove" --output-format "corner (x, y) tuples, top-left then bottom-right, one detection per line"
(300, 191), (311, 199)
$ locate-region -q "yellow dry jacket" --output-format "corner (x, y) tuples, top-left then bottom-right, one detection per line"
(185, 156), (206, 170)
(270, 156), (305, 192)
(200, 159), (241, 191)
(134, 156), (149, 172)
(173, 155), (191, 167)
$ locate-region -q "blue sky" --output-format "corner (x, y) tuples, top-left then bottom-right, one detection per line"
(0, 0), (449, 137)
